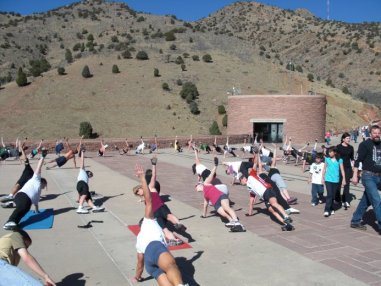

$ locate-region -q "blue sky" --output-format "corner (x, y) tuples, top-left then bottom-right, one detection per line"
(0, 0), (380, 23)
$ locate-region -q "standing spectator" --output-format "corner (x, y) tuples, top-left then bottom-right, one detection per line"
(336, 133), (354, 209)
(325, 131), (331, 146)
(350, 125), (381, 234)
(308, 154), (325, 206)
(322, 147), (346, 217)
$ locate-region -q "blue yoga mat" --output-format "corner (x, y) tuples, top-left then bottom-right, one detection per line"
(19, 208), (54, 230)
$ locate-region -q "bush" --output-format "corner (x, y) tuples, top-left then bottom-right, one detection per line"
(87, 34), (94, 42)
(112, 64), (120, 73)
(209, 121), (221, 135)
(192, 55), (199, 61)
(181, 64), (186, 71)
(176, 79), (183, 86)
(342, 86), (350, 94)
(162, 82), (169, 91)
(16, 67), (28, 87)
(295, 65), (303, 73)
(326, 78), (333, 86)
(111, 35), (119, 43)
(218, 105), (226, 114)
(180, 82), (199, 100)
(202, 54), (213, 63)
(29, 58), (51, 77)
(222, 114), (228, 127)
(65, 49), (73, 63)
(136, 50), (149, 60)
(175, 56), (184, 65)
(154, 68), (160, 77)
(57, 67), (65, 75)
(79, 121), (93, 139)
(307, 73), (314, 82)
(189, 101), (200, 115)
(165, 32), (176, 41)
(82, 65), (92, 78)
(121, 50), (132, 59)
(170, 44), (176, 50)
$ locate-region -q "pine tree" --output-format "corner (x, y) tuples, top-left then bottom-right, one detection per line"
(16, 67), (28, 87)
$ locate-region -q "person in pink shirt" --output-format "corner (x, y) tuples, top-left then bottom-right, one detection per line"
(195, 157), (245, 231)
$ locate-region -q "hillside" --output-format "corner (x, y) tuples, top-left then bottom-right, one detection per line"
(0, 0), (379, 139)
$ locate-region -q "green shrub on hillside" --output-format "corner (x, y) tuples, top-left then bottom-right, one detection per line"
(82, 65), (92, 78)
(218, 105), (226, 114)
(57, 67), (65, 75)
(154, 68), (160, 77)
(29, 58), (51, 77)
(112, 64), (120, 73)
(79, 121), (93, 139)
(342, 86), (350, 94)
(192, 55), (199, 61)
(181, 64), (186, 71)
(162, 82), (170, 91)
(307, 73), (314, 82)
(121, 50), (132, 59)
(209, 121), (221, 135)
(180, 82), (199, 100)
(222, 114), (228, 127)
(65, 49), (73, 63)
(16, 67), (28, 87)
(175, 56), (184, 65)
(189, 101), (200, 115)
(202, 54), (213, 63)
(165, 32), (176, 41)
(136, 50), (148, 60)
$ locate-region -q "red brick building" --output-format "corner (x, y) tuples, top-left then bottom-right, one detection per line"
(227, 94), (326, 144)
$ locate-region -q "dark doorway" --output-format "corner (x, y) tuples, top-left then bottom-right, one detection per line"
(253, 123), (283, 143)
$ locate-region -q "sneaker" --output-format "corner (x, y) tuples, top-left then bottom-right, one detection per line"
(345, 202), (350, 208)
(284, 217), (293, 224)
(286, 207), (300, 214)
(1, 194), (14, 203)
(225, 220), (238, 227)
(3, 221), (17, 230)
(331, 210), (335, 215)
(350, 223), (367, 231)
(167, 239), (183, 246)
(324, 212), (329, 217)
(92, 205), (105, 213)
(1, 201), (15, 208)
(174, 223), (187, 232)
(281, 223), (295, 231)
(311, 203), (317, 207)
(76, 207), (89, 214)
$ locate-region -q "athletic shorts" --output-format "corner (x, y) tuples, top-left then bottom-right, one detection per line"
(56, 156), (67, 167)
(98, 150), (104, 156)
(214, 194), (229, 211)
(154, 205), (171, 228)
(76, 181), (91, 198)
(144, 241), (168, 279)
(263, 189), (277, 208)
(17, 162), (34, 187)
(201, 169), (211, 181)
(270, 173), (287, 191)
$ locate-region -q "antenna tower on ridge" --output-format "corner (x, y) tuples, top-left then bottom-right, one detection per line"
(326, 0), (330, 20)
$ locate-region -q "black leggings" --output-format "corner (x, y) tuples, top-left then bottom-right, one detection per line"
(335, 167), (353, 203)
(8, 192), (32, 224)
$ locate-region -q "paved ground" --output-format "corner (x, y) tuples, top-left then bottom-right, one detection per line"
(1, 139), (380, 286)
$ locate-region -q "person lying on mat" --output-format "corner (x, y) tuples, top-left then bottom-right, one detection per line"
(0, 229), (56, 286)
(3, 154), (48, 231)
(132, 163), (188, 286)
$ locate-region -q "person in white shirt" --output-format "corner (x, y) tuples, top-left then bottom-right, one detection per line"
(3, 155), (47, 230)
(308, 154), (325, 206)
(76, 150), (105, 214)
(132, 164), (187, 286)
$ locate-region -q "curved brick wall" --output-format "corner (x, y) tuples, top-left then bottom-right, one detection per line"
(227, 94), (327, 144)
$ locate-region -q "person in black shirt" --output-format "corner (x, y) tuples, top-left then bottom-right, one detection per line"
(350, 125), (381, 234)
(335, 132), (354, 209)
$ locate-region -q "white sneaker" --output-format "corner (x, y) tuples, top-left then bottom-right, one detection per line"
(1, 194), (14, 203)
(92, 205), (105, 213)
(331, 210), (335, 215)
(76, 207), (89, 214)
(287, 207), (300, 214)
(3, 221), (17, 230)
(324, 212), (329, 217)
(225, 220), (237, 227)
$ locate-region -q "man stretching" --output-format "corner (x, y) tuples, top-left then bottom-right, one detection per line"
(45, 137), (81, 169)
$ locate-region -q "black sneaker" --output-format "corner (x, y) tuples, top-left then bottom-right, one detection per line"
(284, 217), (293, 224)
(281, 223), (295, 231)
(174, 223), (187, 232)
(350, 223), (367, 231)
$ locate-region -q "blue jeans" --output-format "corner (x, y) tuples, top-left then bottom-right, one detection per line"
(0, 259), (42, 285)
(311, 183), (324, 204)
(351, 173), (381, 230)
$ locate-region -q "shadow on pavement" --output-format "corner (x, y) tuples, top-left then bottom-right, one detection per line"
(54, 207), (76, 216)
(56, 273), (86, 286)
(176, 251), (203, 286)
